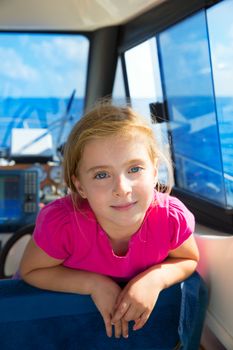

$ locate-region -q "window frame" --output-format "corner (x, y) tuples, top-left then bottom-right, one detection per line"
(117, 0), (233, 233)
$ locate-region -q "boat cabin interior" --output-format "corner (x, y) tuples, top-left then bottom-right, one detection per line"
(0, 1), (232, 349)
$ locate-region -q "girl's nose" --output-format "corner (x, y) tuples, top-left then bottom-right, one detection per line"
(112, 175), (132, 197)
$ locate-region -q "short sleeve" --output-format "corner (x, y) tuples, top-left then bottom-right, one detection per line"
(168, 196), (195, 250)
(33, 200), (73, 260)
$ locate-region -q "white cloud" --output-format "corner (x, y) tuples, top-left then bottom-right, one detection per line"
(211, 42), (233, 96)
(0, 35), (89, 97)
(29, 36), (89, 67)
(0, 47), (38, 81)
(53, 37), (89, 60)
(212, 43), (233, 70)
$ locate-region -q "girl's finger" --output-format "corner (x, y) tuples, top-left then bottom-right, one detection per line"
(103, 315), (112, 337)
(112, 301), (129, 323)
(114, 320), (122, 338)
(133, 311), (150, 331)
(121, 319), (129, 339)
(123, 305), (143, 322)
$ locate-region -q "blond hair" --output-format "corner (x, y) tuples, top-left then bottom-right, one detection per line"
(63, 101), (172, 197)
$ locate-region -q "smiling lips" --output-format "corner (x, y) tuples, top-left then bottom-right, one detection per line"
(111, 201), (137, 211)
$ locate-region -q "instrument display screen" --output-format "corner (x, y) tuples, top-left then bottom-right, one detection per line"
(0, 175), (21, 224)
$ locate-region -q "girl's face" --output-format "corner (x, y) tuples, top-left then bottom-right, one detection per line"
(72, 132), (157, 241)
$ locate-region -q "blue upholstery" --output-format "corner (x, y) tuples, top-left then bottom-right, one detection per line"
(0, 272), (208, 350)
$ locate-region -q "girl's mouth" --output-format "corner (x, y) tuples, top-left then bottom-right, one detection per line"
(110, 202), (137, 211)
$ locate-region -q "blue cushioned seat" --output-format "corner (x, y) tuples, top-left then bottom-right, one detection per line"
(0, 272), (208, 350)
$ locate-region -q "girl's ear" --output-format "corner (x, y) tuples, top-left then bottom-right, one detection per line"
(71, 175), (87, 198)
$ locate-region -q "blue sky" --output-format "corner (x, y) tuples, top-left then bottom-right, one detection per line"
(207, 0), (233, 97)
(0, 0), (233, 101)
(117, 0), (233, 99)
(0, 33), (89, 98)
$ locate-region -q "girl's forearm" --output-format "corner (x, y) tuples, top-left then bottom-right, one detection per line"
(21, 266), (106, 295)
(135, 258), (198, 291)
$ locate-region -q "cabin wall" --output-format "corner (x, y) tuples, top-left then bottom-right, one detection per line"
(195, 225), (233, 350)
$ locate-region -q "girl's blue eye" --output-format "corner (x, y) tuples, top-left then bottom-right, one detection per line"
(130, 166), (142, 173)
(94, 172), (109, 179)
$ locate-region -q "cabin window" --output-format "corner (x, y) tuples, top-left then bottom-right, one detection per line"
(0, 33), (89, 156)
(124, 38), (162, 119)
(117, 0), (232, 230)
(207, 0), (233, 208)
(112, 57), (128, 105)
(158, 4), (233, 209)
(123, 38), (171, 186)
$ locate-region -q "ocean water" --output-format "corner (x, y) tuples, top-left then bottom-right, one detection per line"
(0, 97), (84, 151)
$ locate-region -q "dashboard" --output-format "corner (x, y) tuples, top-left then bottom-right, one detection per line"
(0, 163), (66, 203)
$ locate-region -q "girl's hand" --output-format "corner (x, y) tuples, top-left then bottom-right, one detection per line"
(111, 235), (199, 331)
(111, 273), (162, 331)
(91, 275), (129, 338)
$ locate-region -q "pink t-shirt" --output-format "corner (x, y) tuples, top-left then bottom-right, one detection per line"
(33, 192), (194, 282)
